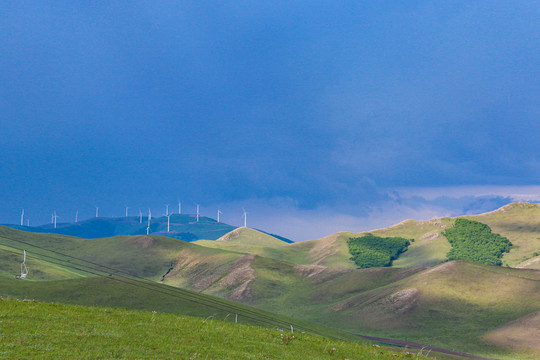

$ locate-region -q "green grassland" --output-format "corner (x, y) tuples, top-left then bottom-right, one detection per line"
(2, 204), (540, 359)
(0, 299), (436, 360)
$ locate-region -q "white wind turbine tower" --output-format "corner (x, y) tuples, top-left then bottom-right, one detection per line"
(196, 204), (200, 222)
(147, 208), (152, 235)
(164, 204), (169, 216)
(20, 209), (24, 226)
(16, 250), (29, 279)
(95, 206), (99, 218)
(75, 210), (79, 223)
(164, 210), (171, 233)
(217, 209), (222, 223)
(125, 206), (129, 217)
(178, 201), (182, 214)
(52, 211), (59, 229)
(242, 208), (247, 228)
(139, 209), (143, 224)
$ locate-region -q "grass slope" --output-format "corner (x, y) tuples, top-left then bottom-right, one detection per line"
(0, 299), (433, 360)
(195, 227), (289, 251)
(465, 203), (540, 267)
(0, 225), (245, 282)
(164, 249), (540, 359)
(321, 261), (540, 360)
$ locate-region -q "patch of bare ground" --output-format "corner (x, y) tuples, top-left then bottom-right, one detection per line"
(483, 311), (540, 351)
(425, 219), (448, 229)
(381, 288), (420, 314)
(517, 256), (540, 269)
(418, 230), (442, 242)
(216, 254), (256, 301)
(124, 235), (154, 249)
(216, 228), (242, 242)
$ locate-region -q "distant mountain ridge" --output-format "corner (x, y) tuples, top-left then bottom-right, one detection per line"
(3, 214), (235, 241)
(2, 214), (294, 243)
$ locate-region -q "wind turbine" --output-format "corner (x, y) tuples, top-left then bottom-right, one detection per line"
(164, 210), (171, 233)
(95, 206), (99, 218)
(147, 208), (152, 235)
(242, 208), (247, 228)
(178, 201), (182, 214)
(52, 211), (59, 229)
(75, 210), (79, 223)
(20, 209), (24, 226)
(139, 209), (143, 224)
(164, 204), (169, 216)
(125, 206), (129, 217)
(196, 204), (200, 222)
(217, 209), (222, 223)
(16, 250), (28, 279)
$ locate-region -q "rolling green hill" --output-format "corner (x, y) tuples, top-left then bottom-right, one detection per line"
(2, 203), (540, 359)
(196, 202), (538, 270)
(1, 299), (436, 360)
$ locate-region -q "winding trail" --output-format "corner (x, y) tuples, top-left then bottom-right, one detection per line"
(358, 334), (497, 360)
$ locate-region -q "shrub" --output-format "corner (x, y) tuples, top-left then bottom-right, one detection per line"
(443, 219), (512, 265)
(347, 234), (411, 269)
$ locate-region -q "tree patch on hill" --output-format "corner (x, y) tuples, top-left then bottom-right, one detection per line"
(443, 219), (512, 265)
(347, 234), (411, 269)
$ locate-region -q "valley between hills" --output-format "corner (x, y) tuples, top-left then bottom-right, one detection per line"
(1, 202), (539, 360)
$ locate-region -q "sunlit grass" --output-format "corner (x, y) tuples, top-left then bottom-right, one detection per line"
(0, 299), (430, 360)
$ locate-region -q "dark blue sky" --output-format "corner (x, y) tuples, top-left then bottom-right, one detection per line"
(1, 2), (539, 240)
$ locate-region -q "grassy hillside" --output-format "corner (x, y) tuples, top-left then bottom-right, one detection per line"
(3, 207), (540, 359)
(320, 261), (540, 360)
(465, 203), (540, 267)
(0, 225), (245, 281)
(195, 227), (289, 252)
(164, 248), (540, 359)
(0, 243), (87, 280)
(0, 299), (434, 360)
(4, 214), (236, 241)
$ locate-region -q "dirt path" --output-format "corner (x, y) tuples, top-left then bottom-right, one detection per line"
(358, 334), (497, 360)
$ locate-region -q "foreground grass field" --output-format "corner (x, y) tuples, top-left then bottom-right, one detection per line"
(0, 299), (433, 360)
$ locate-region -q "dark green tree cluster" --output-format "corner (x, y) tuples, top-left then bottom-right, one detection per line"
(347, 234), (411, 269)
(444, 218), (512, 265)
